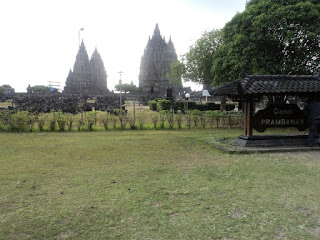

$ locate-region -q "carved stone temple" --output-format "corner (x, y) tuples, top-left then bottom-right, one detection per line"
(139, 24), (181, 98)
(64, 40), (108, 94)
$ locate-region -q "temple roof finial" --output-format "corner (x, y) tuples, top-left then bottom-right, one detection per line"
(241, 68), (247, 79)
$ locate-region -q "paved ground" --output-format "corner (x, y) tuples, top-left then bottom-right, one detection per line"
(204, 138), (320, 154)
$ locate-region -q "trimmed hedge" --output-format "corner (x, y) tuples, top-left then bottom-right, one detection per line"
(149, 99), (236, 112)
(157, 100), (171, 110)
(149, 100), (157, 111)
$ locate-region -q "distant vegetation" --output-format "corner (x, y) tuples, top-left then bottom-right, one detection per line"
(30, 85), (51, 93)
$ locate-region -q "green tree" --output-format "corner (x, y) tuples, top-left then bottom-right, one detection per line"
(31, 85), (50, 93)
(114, 82), (138, 93)
(166, 61), (183, 88)
(212, 0), (320, 85)
(0, 84), (15, 94)
(182, 29), (222, 85)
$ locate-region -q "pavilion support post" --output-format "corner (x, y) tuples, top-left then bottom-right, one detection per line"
(243, 102), (247, 136)
(243, 100), (253, 136)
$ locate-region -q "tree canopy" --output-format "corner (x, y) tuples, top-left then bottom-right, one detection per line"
(166, 61), (183, 88)
(181, 29), (222, 85)
(114, 82), (138, 93)
(31, 85), (50, 93)
(0, 84), (15, 94)
(212, 0), (320, 85)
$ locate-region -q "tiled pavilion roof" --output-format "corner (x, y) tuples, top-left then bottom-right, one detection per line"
(211, 71), (320, 99)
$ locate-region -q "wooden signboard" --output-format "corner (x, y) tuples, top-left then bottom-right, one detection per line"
(252, 104), (308, 132)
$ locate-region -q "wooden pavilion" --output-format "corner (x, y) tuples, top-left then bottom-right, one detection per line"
(211, 70), (320, 147)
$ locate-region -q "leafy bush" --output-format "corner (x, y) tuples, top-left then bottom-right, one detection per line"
(49, 110), (57, 132)
(138, 112), (146, 130)
(159, 110), (167, 129)
(12, 111), (28, 133)
(185, 113), (192, 129)
(118, 114), (128, 130)
(65, 113), (74, 131)
(206, 110), (215, 129)
(157, 100), (171, 111)
(149, 100), (157, 111)
(86, 112), (95, 131)
(166, 110), (174, 129)
(190, 109), (201, 128)
(151, 112), (159, 129)
(76, 114), (84, 131)
(175, 113), (183, 129)
(37, 113), (47, 132)
(99, 112), (110, 130)
(128, 113), (137, 130)
(57, 111), (67, 132)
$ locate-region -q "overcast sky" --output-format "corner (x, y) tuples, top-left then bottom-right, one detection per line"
(0, 0), (247, 92)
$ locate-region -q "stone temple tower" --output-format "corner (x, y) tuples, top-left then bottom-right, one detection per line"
(64, 40), (108, 94)
(139, 24), (180, 98)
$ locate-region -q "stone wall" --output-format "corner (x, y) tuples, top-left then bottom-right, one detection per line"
(5, 93), (124, 113)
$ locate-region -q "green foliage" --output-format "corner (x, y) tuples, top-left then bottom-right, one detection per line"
(111, 114), (117, 129)
(49, 110), (57, 131)
(151, 112), (159, 129)
(166, 61), (183, 87)
(0, 84), (15, 94)
(86, 112), (95, 131)
(206, 110), (216, 129)
(182, 29), (222, 84)
(37, 113), (47, 132)
(99, 112), (111, 130)
(149, 100), (157, 111)
(212, 0), (320, 85)
(65, 113), (74, 131)
(190, 109), (201, 128)
(118, 114), (128, 130)
(118, 113), (128, 130)
(200, 112), (207, 128)
(175, 113), (183, 129)
(57, 111), (67, 132)
(31, 85), (50, 93)
(159, 110), (167, 129)
(114, 82), (138, 93)
(128, 113), (137, 130)
(12, 111), (28, 133)
(166, 110), (174, 129)
(182, 101), (196, 112)
(76, 114), (84, 131)
(185, 112), (192, 129)
(3, 111), (14, 131)
(157, 100), (171, 111)
(138, 112), (146, 130)
(26, 112), (37, 132)
(0, 109), (244, 132)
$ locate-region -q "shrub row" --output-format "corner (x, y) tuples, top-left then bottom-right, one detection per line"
(0, 109), (243, 132)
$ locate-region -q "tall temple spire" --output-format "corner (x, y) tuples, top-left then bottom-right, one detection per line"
(153, 23), (160, 37)
(139, 24), (181, 98)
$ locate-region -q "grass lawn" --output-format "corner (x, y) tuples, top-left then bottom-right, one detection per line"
(1, 129), (320, 239)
